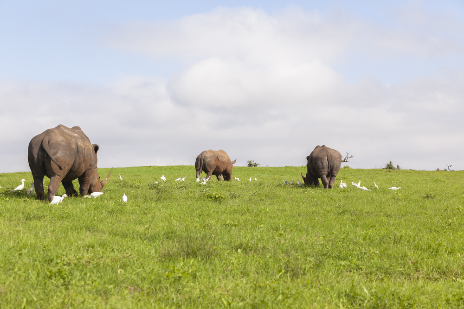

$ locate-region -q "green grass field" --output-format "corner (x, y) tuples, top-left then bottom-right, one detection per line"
(1, 166), (464, 308)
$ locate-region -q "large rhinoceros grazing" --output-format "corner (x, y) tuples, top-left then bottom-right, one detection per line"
(28, 125), (112, 201)
(302, 145), (342, 189)
(195, 150), (236, 181)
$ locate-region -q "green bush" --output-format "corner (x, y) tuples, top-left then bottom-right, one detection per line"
(384, 161), (401, 170)
(247, 160), (259, 167)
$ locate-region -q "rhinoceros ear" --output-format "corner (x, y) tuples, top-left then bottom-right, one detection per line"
(231, 159), (236, 165)
(306, 156), (310, 161)
(92, 144), (100, 153)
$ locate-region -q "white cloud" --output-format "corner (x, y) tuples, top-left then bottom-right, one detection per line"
(1, 5), (464, 174)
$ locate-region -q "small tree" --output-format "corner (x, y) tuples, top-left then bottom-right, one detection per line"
(247, 160), (259, 167)
(384, 161), (400, 170)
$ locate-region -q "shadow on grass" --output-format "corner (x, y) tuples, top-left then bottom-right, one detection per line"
(158, 232), (217, 260)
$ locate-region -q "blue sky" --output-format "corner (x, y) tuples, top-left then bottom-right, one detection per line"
(1, 0), (461, 83)
(0, 0), (463, 172)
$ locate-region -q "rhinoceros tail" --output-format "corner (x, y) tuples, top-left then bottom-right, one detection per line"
(195, 156), (202, 171)
(231, 159), (236, 164)
(41, 134), (62, 170)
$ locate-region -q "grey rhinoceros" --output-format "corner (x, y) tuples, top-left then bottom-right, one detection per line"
(28, 125), (112, 201)
(195, 150), (236, 181)
(301, 145), (342, 189)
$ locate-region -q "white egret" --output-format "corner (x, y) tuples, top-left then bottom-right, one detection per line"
(122, 193), (127, 203)
(161, 175), (166, 181)
(249, 177), (252, 181)
(254, 178), (257, 181)
(50, 194), (67, 205)
(339, 180), (345, 188)
(388, 187), (401, 190)
(374, 182), (379, 189)
(90, 192), (103, 198)
(181, 176), (186, 181)
(234, 177), (240, 181)
(175, 178), (182, 181)
(14, 179), (26, 191)
(358, 186), (371, 191)
(119, 174), (123, 180)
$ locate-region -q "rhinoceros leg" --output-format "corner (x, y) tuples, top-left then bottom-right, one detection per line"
(320, 174), (329, 189)
(62, 181), (78, 197)
(33, 174), (45, 200)
(217, 175), (223, 181)
(205, 171), (214, 181)
(47, 175), (63, 202)
(328, 175), (337, 189)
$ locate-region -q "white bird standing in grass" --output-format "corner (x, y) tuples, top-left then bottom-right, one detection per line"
(254, 178), (257, 181)
(339, 180), (346, 188)
(181, 176), (186, 181)
(351, 181), (361, 188)
(27, 183), (34, 195)
(374, 182), (379, 189)
(119, 174), (123, 180)
(90, 192), (103, 198)
(388, 187), (401, 190)
(175, 177), (182, 181)
(50, 194), (67, 205)
(249, 177), (252, 181)
(122, 193), (127, 203)
(14, 179), (26, 191)
(234, 177), (240, 181)
(358, 186), (371, 191)
(161, 175), (166, 181)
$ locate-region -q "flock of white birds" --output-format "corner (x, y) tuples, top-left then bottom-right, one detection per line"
(347, 180), (401, 191)
(7, 174), (401, 205)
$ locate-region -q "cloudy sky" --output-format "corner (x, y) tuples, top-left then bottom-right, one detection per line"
(1, 0), (463, 172)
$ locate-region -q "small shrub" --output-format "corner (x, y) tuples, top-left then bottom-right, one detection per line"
(247, 160), (259, 167)
(203, 192), (226, 202)
(384, 161), (400, 170)
(424, 193), (435, 199)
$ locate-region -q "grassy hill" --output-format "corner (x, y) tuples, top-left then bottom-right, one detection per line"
(1, 166), (464, 307)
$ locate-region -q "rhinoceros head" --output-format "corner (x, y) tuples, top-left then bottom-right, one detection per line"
(85, 144), (112, 194)
(88, 167), (113, 193)
(222, 159), (236, 181)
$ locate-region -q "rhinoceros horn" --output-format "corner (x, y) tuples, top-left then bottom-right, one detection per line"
(101, 167), (113, 187)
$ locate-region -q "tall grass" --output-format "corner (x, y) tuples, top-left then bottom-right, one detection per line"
(1, 166), (464, 307)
